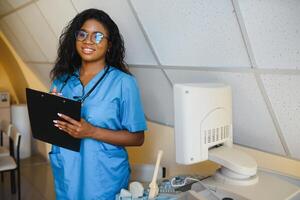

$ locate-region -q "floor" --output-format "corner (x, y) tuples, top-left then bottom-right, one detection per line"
(0, 154), (55, 200)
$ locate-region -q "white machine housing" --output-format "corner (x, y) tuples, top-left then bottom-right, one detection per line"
(174, 83), (233, 165)
(173, 83), (300, 200)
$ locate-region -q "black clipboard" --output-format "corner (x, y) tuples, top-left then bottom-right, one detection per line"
(26, 88), (81, 152)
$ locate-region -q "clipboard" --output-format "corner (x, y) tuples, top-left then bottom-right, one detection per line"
(26, 88), (81, 152)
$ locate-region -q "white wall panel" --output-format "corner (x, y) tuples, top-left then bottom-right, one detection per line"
(166, 69), (285, 155)
(0, 20), (30, 61)
(17, 4), (58, 62)
(261, 74), (300, 159)
(0, 0), (13, 15)
(37, 0), (77, 38)
(130, 67), (173, 126)
(26, 62), (52, 88)
(131, 0), (250, 67)
(7, 0), (31, 9)
(2, 13), (47, 62)
(238, 0), (300, 68)
(72, 0), (157, 65)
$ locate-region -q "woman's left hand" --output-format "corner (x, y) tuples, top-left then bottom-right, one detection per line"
(53, 113), (95, 138)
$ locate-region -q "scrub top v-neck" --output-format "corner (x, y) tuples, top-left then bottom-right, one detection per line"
(49, 66), (147, 200)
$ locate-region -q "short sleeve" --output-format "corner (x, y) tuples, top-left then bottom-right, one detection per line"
(120, 76), (147, 133)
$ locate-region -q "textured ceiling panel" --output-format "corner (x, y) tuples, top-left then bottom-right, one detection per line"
(36, 0), (77, 38)
(72, 0), (157, 65)
(6, 0), (31, 9)
(238, 0), (300, 68)
(0, 0), (13, 15)
(26, 62), (52, 88)
(130, 0), (250, 67)
(130, 67), (173, 126)
(2, 13), (47, 62)
(165, 69), (285, 155)
(0, 20), (30, 61)
(17, 3), (58, 62)
(261, 74), (300, 159)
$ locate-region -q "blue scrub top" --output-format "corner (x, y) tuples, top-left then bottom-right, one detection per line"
(49, 66), (147, 200)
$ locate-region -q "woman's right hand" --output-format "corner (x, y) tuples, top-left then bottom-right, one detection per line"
(50, 87), (62, 96)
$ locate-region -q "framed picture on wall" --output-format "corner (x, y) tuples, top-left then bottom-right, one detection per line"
(0, 92), (9, 107)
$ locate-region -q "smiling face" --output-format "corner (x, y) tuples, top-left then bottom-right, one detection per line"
(75, 19), (110, 64)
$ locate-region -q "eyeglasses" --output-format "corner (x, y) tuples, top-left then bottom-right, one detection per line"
(75, 30), (108, 44)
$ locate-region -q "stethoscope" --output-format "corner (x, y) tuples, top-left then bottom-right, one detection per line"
(59, 66), (110, 104)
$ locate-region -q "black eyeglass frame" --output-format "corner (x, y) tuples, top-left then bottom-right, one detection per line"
(75, 30), (109, 44)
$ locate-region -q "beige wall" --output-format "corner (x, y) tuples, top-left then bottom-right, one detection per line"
(0, 31), (50, 156)
(0, 32), (47, 93)
(0, 33), (28, 103)
(127, 121), (300, 179)
(0, 63), (18, 103)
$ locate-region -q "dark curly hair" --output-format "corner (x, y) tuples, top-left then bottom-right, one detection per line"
(51, 9), (130, 80)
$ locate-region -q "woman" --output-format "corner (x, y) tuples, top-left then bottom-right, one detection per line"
(49, 9), (147, 199)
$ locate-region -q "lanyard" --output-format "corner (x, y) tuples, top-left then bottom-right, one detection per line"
(59, 66), (110, 104)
